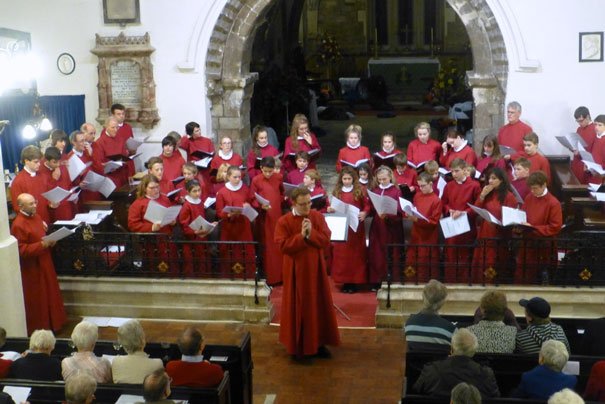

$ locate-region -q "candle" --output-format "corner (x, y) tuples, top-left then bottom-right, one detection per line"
(374, 28), (378, 58)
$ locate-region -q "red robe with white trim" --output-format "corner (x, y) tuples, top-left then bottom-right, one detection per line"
(336, 146), (371, 172)
(406, 192), (442, 283)
(440, 145), (477, 169)
(498, 120), (533, 153)
(10, 170), (51, 225)
(282, 133), (321, 173)
(91, 133), (129, 190)
(246, 144), (280, 181)
(160, 152), (186, 182)
(407, 139), (441, 167)
(178, 198), (210, 276)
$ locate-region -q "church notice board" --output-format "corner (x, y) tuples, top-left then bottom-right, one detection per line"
(368, 57), (439, 102)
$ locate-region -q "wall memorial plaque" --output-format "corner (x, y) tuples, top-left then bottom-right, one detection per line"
(91, 32), (160, 128)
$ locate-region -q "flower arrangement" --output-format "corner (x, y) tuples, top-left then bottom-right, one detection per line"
(316, 33), (342, 67)
(426, 58), (466, 106)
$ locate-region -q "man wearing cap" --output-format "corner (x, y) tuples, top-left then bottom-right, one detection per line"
(515, 297), (570, 354)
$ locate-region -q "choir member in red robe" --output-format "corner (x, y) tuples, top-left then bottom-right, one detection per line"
(176, 163), (210, 204)
(40, 147), (74, 221)
(393, 154), (418, 199)
(512, 132), (551, 183)
(247, 125), (281, 181)
(10, 146), (52, 225)
(514, 171), (562, 284)
(497, 101), (533, 154)
(210, 136), (243, 181)
(303, 170), (327, 213)
(274, 187), (340, 358)
(147, 157), (176, 200)
(570, 106), (596, 183)
(512, 158), (531, 201)
(216, 166), (255, 278)
(127, 175), (178, 275)
(471, 168), (518, 284)
(100, 104), (136, 176)
(368, 166), (404, 288)
(476, 135), (506, 183)
(440, 128), (477, 169)
(404, 172), (442, 283)
(407, 122), (442, 168)
(92, 117), (130, 190)
(327, 167), (370, 292)
(586, 115), (605, 185)
(357, 163), (374, 193)
(178, 180), (214, 277)
(11, 193), (66, 335)
(441, 158), (481, 283)
(67, 130), (98, 208)
(285, 151), (310, 185)
(159, 135), (186, 182)
(49, 129), (69, 160)
(250, 157), (285, 285)
(336, 124), (371, 172)
(372, 131), (402, 170)
(179, 121), (215, 186)
(282, 114), (321, 173)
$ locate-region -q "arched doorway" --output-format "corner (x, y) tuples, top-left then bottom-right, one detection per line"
(204, 0), (508, 153)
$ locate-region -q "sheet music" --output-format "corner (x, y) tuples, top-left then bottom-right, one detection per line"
(509, 185), (524, 204)
(438, 167), (450, 176)
(103, 160), (123, 174)
(254, 192), (271, 207)
(499, 145), (516, 156)
(591, 192), (605, 202)
(144, 201), (182, 226)
(98, 177), (116, 198)
(2, 386), (31, 404)
(41, 186), (72, 204)
(242, 205), (259, 222)
(468, 203), (502, 225)
(54, 210), (113, 226)
(437, 176), (447, 198)
(42, 226), (76, 242)
(204, 197), (216, 208)
(67, 153), (89, 181)
(398, 197), (428, 222)
(0, 351), (20, 361)
(583, 160), (605, 175)
(194, 156), (213, 168)
(189, 215), (218, 233)
(578, 143), (594, 162)
(323, 214), (348, 242)
(340, 158), (369, 168)
(283, 182), (299, 197)
(329, 196), (360, 232)
(368, 190), (398, 216)
(501, 206), (527, 226)
(439, 213), (470, 238)
(164, 189), (180, 199)
(126, 136), (146, 151)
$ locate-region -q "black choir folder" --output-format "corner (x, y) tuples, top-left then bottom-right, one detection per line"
(373, 152), (398, 169)
(191, 149), (215, 159)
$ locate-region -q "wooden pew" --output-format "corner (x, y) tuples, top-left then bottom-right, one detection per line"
(0, 371), (230, 404)
(402, 395), (547, 404)
(547, 155), (589, 227)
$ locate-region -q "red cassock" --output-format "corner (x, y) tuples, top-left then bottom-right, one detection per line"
(440, 145), (478, 169)
(584, 360), (605, 402)
(178, 197), (210, 277)
(571, 123), (596, 183)
(101, 123), (135, 176)
(511, 178), (530, 201)
(285, 168), (308, 186)
(179, 135), (215, 185)
(367, 185), (404, 284)
(330, 189), (370, 284)
(67, 149), (99, 209)
(282, 134), (321, 173)
(588, 135), (605, 185)
(127, 195), (178, 275)
(441, 177), (481, 283)
(497, 120), (533, 153)
(406, 192), (442, 283)
(158, 177), (176, 200)
(515, 191), (562, 284)
(92, 133), (130, 190)
(210, 152), (243, 172)
(250, 173), (284, 285)
(216, 184), (255, 278)
(38, 163), (74, 221)
(394, 167), (418, 190)
(11, 212), (66, 335)
(274, 209), (340, 356)
(513, 152), (551, 183)
(407, 139), (442, 167)
(246, 144), (280, 181)
(160, 152), (186, 182)
(166, 360), (224, 388)
(335, 145), (371, 172)
(10, 170), (51, 225)
(476, 156), (506, 179)
(471, 191), (517, 284)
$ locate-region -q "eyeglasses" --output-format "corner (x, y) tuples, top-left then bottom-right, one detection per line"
(576, 117), (586, 123)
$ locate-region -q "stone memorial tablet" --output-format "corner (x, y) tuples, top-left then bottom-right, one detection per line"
(111, 60), (142, 107)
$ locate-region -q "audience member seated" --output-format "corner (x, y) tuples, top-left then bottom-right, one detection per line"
(467, 290), (517, 353)
(111, 320), (163, 384)
(166, 326), (224, 387)
(473, 306), (520, 330)
(0, 327), (13, 378)
(404, 280), (456, 353)
(0, 392), (14, 404)
(549, 388), (585, 404)
(515, 296), (570, 354)
(511, 340), (576, 400)
(413, 328), (500, 399)
(8, 329), (61, 381)
(583, 359), (605, 401)
(62, 320), (112, 383)
(450, 382), (481, 404)
(65, 370), (97, 404)
(141, 369), (176, 403)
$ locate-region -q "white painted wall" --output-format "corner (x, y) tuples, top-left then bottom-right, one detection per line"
(492, 0), (605, 154)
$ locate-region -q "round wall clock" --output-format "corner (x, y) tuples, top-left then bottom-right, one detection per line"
(57, 52), (76, 75)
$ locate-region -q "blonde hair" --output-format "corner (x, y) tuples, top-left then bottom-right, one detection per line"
(344, 124), (362, 140)
(289, 114), (309, 152)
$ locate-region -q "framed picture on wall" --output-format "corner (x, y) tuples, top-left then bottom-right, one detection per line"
(103, 0), (140, 25)
(579, 32), (603, 62)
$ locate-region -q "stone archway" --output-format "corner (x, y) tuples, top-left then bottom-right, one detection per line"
(205, 0), (509, 152)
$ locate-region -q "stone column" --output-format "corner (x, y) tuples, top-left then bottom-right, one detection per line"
(466, 72), (504, 154)
(0, 139), (28, 336)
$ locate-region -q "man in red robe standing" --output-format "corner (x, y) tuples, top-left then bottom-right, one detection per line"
(274, 187), (340, 359)
(11, 193), (66, 335)
(92, 116), (130, 190)
(498, 101), (533, 154)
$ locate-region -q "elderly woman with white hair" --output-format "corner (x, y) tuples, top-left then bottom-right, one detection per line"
(404, 279), (456, 353)
(62, 320), (112, 383)
(111, 319), (163, 383)
(512, 339), (576, 400)
(8, 329), (62, 380)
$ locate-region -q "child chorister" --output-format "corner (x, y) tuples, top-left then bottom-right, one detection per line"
(476, 135), (506, 181)
(247, 125), (280, 181)
(210, 135), (243, 181)
(440, 128), (477, 169)
(285, 151), (310, 185)
(327, 167), (370, 293)
(282, 113), (321, 173)
(336, 124), (371, 172)
(357, 163), (374, 193)
(407, 122), (442, 168)
(303, 169), (327, 212)
(250, 156), (285, 286)
(373, 131), (402, 169)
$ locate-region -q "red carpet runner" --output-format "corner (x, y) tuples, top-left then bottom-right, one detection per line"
(269, 278), (378, 328)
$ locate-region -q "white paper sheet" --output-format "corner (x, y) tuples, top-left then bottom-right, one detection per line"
(398, 197), (429, 222)
(2, 386), (31, 404)
(502, 206), (527, 226)
(54, 210), (112, 226)
(193, 156), (213, 168)
(83, 316), (131, 327)
(339, 158), (369, 168)
(323, 214), (348, 241)
(591, 192), (605, 202)
(126, 136), (146, 151)
(254, 192), (271, 207)
(204, 197), (216, 208)
(144, 201), (182, 226)
(81, 171), (116, 198)
(42, 226), (76, 242)
(329, 196), (360, 232)
(41, 186), (71, 204)
(578, 143), (594, 162)
(438, 167), (450, 176)
(0, 351), (20, 361)
(283, 182), (298, 197)
(368, 190), (398, 216)
(499, 145), (516, 156)
(562, 360), (580, 376)
(103, 160), (123, 174)
(437, 176), (447, 198)
(67, 153), (89, 181)
(439, 213), (471, 238)
(407, 160), (427, 169)
(468, 203), (502, 225)
(583, 160), (605, 175)
(189, 215), (218, 234)
(242, 205), (259, 222)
